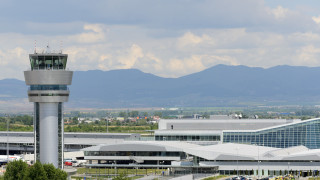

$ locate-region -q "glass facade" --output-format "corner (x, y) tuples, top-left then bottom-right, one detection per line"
(29, 93), (69, 97)
(58, 102), (63, 169)
(84, 151), (185, 158)
(155, 135), (220, 141)
(30, 85), (67, 91)
(29, 55), (67, 70)
(223, 118), (320, 149)
(34, 102), (40, 162)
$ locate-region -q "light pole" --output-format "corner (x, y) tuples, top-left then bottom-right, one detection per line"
(257, 144), (260, 179)
(6, 114), (9, 164)
(159, 161), (165, 176)
(105, 117), (109, 133)
(310, 161), (313, 177)
(236, 147), (239, 176)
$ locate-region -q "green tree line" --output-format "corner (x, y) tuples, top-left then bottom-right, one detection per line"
(65, 123), (157, 133)
(4, 160), (67, 180)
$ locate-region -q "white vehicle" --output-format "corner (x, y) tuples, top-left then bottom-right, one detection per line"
(71, 160), (86, 167)
(0, 155), (22, 165)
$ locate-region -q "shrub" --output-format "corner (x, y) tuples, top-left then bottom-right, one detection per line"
(24, 162), (48, 180)
(4, 160), (67, 180)
(4, 160), (28, 180)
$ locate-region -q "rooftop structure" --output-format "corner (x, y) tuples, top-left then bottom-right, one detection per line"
(154, 118), (302, 145)
(0, 132), (140, 155)
(158, 119), (300, 131)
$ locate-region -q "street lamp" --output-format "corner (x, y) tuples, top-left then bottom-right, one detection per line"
(105, 117), (109, 133)
(310, 161), (313, 177)
(236, 147), (239, 176)
(160, 161), (165, 176)
(6, 114), (9, 164)
(256, 144), (263, 179)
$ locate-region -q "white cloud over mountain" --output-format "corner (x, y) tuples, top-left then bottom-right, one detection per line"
(1, 0), (320, 79)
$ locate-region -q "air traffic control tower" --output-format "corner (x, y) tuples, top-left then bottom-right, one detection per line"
(24, 47), (73, 168)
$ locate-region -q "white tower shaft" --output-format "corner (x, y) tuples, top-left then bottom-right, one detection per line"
(39, 103), (58, 167)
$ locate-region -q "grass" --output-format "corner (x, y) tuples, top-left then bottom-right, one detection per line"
(71, 175), (143, 180)
(203, 175), (228, 180)
(77, 167), (164, 175)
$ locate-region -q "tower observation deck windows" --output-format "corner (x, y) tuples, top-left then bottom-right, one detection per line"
(30, 85), (67, 91)
(30, 55), (67, 70)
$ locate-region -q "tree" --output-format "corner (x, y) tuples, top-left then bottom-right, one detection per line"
(142, 112), (148, 117)
(4, 160), (67, 180)
(4, 160), (28, 180)
(71, 117), (79, 125)
(129, 111), (139, 117)
(154, 111), (162, 118)
(43, 164), (56, 180)
(24, 162), (48, 180)
(54, 168), (68, 180)
(119, 112), (127, 118)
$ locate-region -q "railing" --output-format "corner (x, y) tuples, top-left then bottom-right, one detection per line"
(125, 137), (155, 141)
(28, 87), (69, 91)
(27, 67), (71, 71)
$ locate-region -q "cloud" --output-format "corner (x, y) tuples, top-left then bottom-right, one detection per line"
(70, 24), (106, 43)
(269, 6), (289, 19)
(312, 16), (320, 24)
(0, 0), (318, 35)
(2, 1), (320, 80)
(117, 44), (144, 69)
(295, 45), (320, 66)
(0, 47), (29, 79)
(1, 22), (320, 80)
(177, 32), (212, 49)
(166, 55), (238, 77)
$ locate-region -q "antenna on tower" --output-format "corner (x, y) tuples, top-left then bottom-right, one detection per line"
(46, 42), (51, 53)
(34, 40), (37, 54)
(60, 41), (63, 54)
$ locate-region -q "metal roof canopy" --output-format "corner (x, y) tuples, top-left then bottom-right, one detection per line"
(84, 164), (218, 169)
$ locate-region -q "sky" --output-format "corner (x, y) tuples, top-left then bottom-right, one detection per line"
(2, 0), (320, 80)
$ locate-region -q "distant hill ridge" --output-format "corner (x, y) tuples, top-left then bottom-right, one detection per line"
(2, 64), (320, 107)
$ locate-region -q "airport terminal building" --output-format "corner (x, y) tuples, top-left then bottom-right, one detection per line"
(81, 117), (320, 176)
(0, 132), (139, 155)
(3, 115), (320, 176)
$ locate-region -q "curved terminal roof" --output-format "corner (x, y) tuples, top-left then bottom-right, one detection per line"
(185, 143), (277, 161)
(223, 117), (320, 133)
(186, 143), (320, 161)
(82, 141), (200, 152)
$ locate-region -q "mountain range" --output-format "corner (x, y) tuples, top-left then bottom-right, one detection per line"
(2, 64), (320, 108)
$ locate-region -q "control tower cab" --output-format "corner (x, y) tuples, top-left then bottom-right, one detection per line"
(24, 47), (73, 168)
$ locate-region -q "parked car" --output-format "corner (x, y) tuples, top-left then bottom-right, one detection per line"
(71, 160), (86, 167)
(64, 161), (72, 166)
